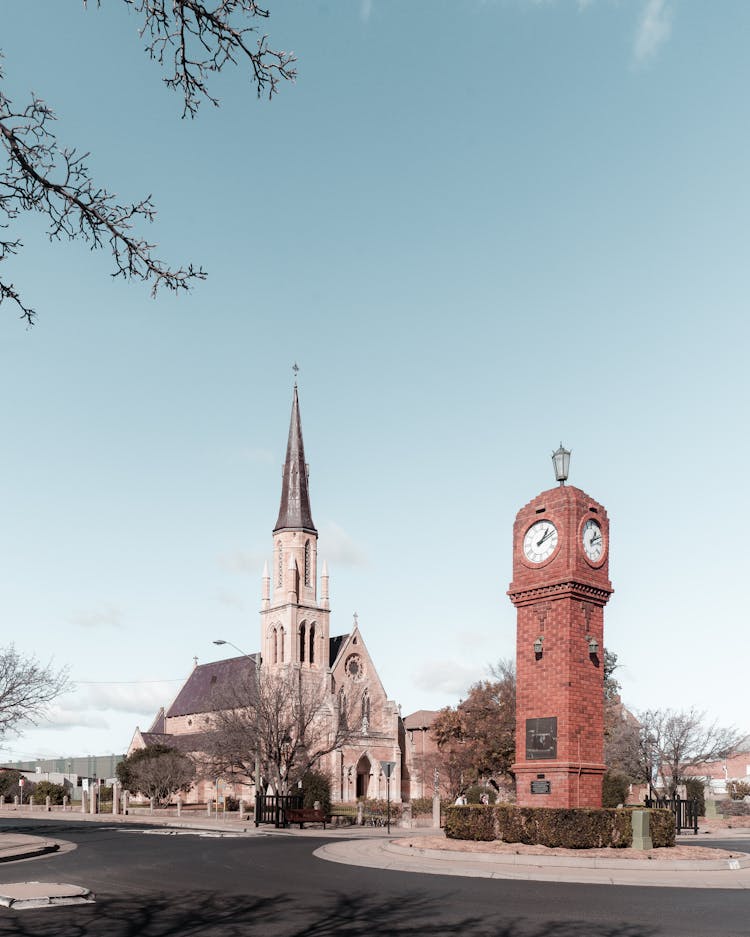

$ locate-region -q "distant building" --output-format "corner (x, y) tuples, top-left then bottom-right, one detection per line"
(130, 384), (432, 804)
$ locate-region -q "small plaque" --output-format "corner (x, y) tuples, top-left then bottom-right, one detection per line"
(531, 780), (551, 795)
(526, 716), (557, 760)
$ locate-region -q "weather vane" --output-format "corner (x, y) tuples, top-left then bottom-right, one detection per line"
(292, 362), (299, 384)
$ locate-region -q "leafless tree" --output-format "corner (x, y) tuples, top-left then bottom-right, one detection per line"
(638, 707), (748, 796)
(200, 665), (356, 796)
(0, 645), (70, 742)
(1, 2), (296, 325)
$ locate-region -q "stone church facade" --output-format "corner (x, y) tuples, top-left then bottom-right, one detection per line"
(130, 385), (429, 804)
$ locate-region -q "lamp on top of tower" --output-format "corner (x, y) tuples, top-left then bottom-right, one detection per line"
(552, 443), (571, 485)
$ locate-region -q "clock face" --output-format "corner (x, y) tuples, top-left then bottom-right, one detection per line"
(582, 518), (604, 562)
(523, 520), (559, 563)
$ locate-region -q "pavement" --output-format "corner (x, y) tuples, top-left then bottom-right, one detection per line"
(0, 808), (749, 909)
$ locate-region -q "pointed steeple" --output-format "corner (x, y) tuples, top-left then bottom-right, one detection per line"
(274, 384), (317, 534)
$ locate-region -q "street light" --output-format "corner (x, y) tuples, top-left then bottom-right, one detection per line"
(552, 443), (571, 485)
(381, 760), (396, 835)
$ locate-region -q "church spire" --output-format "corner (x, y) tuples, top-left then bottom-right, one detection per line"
(274, 384), (317, 534)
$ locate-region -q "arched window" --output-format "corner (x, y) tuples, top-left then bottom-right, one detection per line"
(338, 688), (347, 726)
(309, 623), (316, 664)
(272, 627), (278, 665)
(299, 623), (306, 663)
(361, 690), (371, 734)
(304, 540), (311, 586)
(276, 540), (283, 588)
(279, 626), (285, 663)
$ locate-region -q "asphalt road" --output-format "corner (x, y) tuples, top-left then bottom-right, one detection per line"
(0, 819), (748, 937)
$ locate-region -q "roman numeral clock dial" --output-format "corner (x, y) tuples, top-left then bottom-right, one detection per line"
(582, 518), (604, 563)
(523, 520), (558, 563)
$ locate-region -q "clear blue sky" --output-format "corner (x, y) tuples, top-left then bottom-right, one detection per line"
(1, 1), (748, 761)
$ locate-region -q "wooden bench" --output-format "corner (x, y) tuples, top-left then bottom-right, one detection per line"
(285, 807), (327, 829)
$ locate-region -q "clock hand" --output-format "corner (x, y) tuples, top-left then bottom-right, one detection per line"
(537, 528), (553, 547)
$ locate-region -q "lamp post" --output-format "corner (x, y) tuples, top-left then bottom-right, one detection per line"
(212, 639), (262, 818)
(381, 760), (396, 835)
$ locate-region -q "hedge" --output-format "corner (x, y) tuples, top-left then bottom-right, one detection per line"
(444, 805), (675, 848)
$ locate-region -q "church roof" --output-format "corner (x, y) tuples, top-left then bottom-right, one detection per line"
(274, 384), (316, 534)
(166, 656), (256, 718)
(329, 634), (348, 666)
(403, 709), (439, 730)
(147, 707), (166, 734)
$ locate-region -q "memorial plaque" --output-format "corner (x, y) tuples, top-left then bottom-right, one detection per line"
(525, 716), (557, 760)
(530, 780), (551, 795)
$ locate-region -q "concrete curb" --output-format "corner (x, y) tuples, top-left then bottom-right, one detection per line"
(314, 838), (750, 889)
(0, 836), (61, 864)
(385, 841), (750, 871)
(0, 883), (94, 910)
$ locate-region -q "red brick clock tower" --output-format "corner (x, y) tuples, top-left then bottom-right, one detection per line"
(508, 447), (613, 808)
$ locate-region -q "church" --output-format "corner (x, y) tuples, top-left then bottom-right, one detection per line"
(129, 384), (433, 804)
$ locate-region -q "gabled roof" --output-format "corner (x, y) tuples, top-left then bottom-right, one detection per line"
(274, 384), (316, 534)
(329, 634), (348, 667)
(166, 656), (256, 718)
(147, 707), (166, 734)
(403, 710), (438, 730)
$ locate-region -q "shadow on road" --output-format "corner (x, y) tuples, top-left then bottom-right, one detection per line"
(0, 888), (659, 937)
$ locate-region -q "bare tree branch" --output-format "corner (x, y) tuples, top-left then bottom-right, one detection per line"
(2, 2), (295, 323)
(638, 707), (748, 796)
(92, 0), (297, 118)
(200, 665), (356, 796)
(0, 645), (70, 740)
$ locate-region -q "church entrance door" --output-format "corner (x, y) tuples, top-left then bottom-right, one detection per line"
(356, 755), (371, 799)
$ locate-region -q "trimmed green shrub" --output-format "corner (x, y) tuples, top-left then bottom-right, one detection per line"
(684, 779), (705, 816)
(602, 771), (630, 808)
(446, 804), (676, 848)
(360, 798), (403, 820)
(444, 805), (495, 841)
(648, 808), (675, 846)
(31, 781), (66, 806)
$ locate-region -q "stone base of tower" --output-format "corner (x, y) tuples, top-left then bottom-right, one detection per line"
(513, 761), (606, 809)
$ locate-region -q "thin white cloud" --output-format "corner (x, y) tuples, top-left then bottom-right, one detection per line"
(215, 590), (247, 612)
(59, 682), (176, 717)
(319, 521), (367, 567)
(634, 0), (673, 63)
(68, 603), (123, 629)
(219, 549), (266, 575)
(412, 660), (480, 696)
(36, 707), (110, 730)
(360, 0), (373, 24)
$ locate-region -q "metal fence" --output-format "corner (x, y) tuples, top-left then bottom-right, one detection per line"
(644, 795), (699, 835)
(254, 794), (302, 828)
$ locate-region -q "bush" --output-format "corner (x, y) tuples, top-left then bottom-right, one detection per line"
(360, 798), (403, 821)
(684, 778), (705, 816)
(721, 799), (750, 817)
(444, 805), (496, 841)
(0, 769), (23, 798)
(727, 780), (750, 801)
(409, 797), (436, 817)
(445, 804), (675, 848)
(301, 770), (331, 814)
(648, 808), (676, 847)
(602, 771), (630, 808)
(31, 781), (67, 806)
(223, 795), (240, 811)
